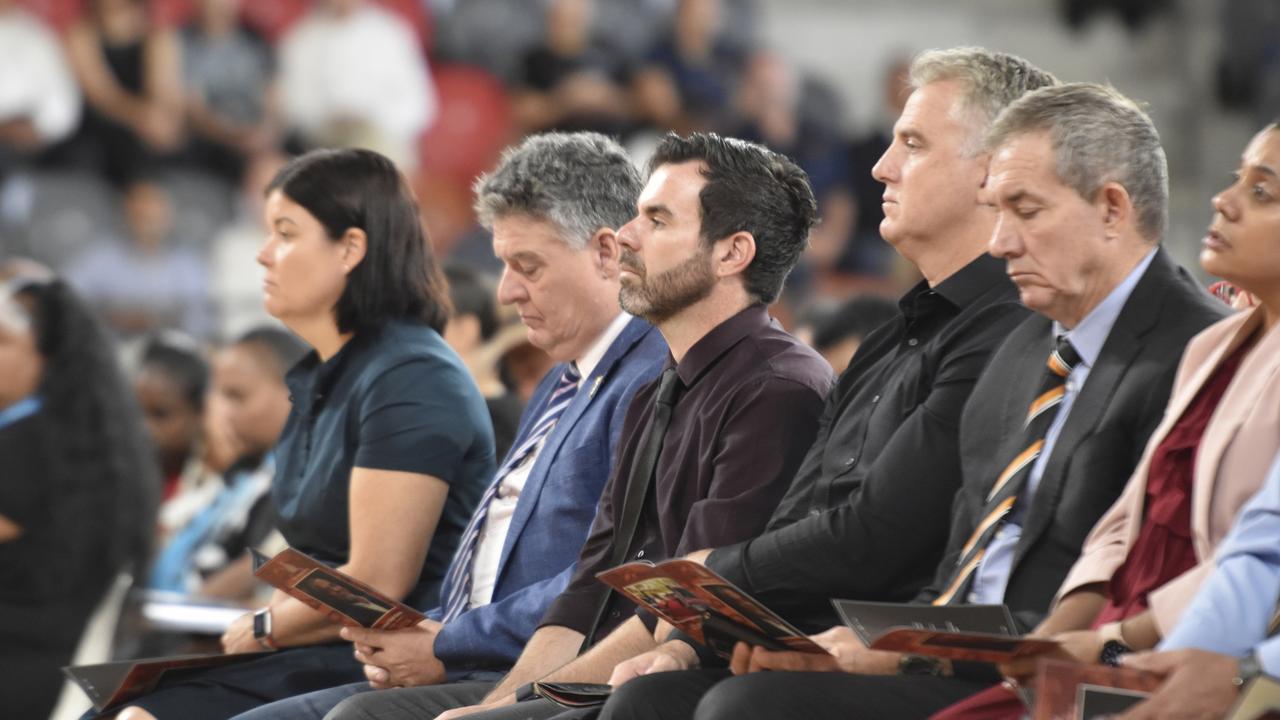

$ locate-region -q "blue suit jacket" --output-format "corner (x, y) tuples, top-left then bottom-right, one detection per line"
(429, 316), (667, 678)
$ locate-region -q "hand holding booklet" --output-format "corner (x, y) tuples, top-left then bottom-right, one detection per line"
(595, 558), (825, 659)
(250, 547), (425, 630)
(66, 547), (426, 715)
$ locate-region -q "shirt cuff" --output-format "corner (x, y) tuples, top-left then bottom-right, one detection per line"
(1256, 637), (1280, 677)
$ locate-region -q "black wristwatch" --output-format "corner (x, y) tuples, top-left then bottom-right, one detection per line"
(252, 607), (275, 650)
(1099, 640), (1132, 667)
(1234, 651), (1264, 689)
(898, 654), (945, 676)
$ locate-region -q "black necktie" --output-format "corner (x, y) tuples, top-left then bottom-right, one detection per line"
(934, 335), (1081, 605)
(580, 367), (683, 649)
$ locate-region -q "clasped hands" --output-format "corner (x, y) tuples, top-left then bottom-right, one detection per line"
(342, 618), (446, 689)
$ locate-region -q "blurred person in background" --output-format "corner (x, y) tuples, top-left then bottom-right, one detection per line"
(108, 147), (494, 720)
(733, 50), (855, 302)
(64, 0), (185, 186)
(134, 332), (221, 540)
(798, 294), (897, 374)
(149, 327), (308, 601)
(0, 268), (159, 719)
(64, 175), (214, 339)
(0, 0), (81, 176)
(279, 0), (435, 171)
(212, 150), (289, 341)
(633, 0), (749, 134)
(444, 262), (524, 462)
(845, 56), (913, 278)
(181, 0), (281, 182)
(514, 0), (635, 137)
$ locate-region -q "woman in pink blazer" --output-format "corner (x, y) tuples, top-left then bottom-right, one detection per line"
(935, 118), (1280, 719)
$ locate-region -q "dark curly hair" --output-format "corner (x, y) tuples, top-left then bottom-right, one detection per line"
(14, 278), (159, 589)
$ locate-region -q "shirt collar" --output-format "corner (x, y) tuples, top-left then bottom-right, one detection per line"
(0, 395), (41, 430)
(1053, 247), (1157, 369)
(574, 312), (632, 383)
(674, 303), (771, 387)
(899, 252), (1009, 318)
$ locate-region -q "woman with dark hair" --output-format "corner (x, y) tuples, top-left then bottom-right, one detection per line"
(112, 148), (495, 720)
(0, 274), (159, 718)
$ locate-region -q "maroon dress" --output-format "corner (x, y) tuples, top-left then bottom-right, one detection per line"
(930, 337), (1255, 720)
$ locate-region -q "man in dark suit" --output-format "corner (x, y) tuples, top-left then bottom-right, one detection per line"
(604, 82), (1228, 720)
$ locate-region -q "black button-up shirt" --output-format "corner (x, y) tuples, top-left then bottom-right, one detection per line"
(707, 254), (1030, 630)
(539, 304), (834, 637)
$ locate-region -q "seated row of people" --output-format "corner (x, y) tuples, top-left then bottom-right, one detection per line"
(63, 47), (1280, 720)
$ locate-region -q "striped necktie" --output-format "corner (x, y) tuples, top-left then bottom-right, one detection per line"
(934, 336), (1081, 606)
(439, 364), (582, 622)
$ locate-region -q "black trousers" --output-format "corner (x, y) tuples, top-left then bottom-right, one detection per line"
(596, 669), (995, 720)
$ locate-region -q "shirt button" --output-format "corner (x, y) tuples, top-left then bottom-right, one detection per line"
(844, 456), (858, 468)
(872, 395), (880, 403)
(809, 508), (822, 517)
(636, 550), (645, 559)
(907, 338), (919, 347)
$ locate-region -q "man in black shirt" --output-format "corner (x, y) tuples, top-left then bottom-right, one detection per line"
(327, 134), (833, 720)
(592, 46), (1055, 719)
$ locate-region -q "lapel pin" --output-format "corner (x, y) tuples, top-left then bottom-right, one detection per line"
(590, 376), (603, 398)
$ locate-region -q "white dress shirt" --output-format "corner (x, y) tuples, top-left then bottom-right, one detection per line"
(467, 312), (632, 608)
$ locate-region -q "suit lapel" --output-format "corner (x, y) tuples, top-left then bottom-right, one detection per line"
(494, 318), (651, 575)
(1012, 251), (1164, 567)
(1191, 307), (1270, 545)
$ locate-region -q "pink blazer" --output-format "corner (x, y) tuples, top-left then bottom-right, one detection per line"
(1057, 305), (1280, 635)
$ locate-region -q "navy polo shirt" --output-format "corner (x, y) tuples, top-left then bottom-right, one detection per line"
(273, 320), (495, 610)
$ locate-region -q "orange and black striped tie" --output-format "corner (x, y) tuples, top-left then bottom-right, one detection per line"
(934, 335), (1081, 606)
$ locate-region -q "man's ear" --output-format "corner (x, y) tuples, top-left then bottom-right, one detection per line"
(1097, 182), (1134, 239)
(590, 227), (621, 280)
(340, 228), (368, 273)
(715, 231), (756, 279)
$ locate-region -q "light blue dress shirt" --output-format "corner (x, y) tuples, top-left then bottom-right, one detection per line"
(968, 249), (1157, 604)
(0, 395), (40, 431)
(1161, 449), (1280, 674)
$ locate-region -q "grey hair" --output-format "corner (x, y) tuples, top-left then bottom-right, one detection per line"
(910, 47), (1058, 154)
(986, 82), (1169, 242)
(473, 132), (642, 249)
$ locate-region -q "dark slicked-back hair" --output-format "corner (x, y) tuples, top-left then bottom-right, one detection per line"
(648, 132), (817, 304)
(267, 148), (450, 334)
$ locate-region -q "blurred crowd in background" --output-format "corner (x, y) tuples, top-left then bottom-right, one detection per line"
(0, 0), (930, 359)
(2, 1), (1279, 716)
(3, 0), (1279, 360)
